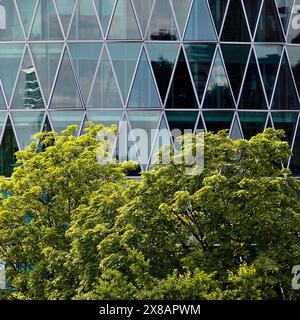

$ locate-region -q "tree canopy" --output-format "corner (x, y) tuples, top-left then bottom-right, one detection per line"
(0, 126), (299, 300)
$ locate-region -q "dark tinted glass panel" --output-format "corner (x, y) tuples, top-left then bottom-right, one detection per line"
(276, 0), (293, 32)
(287, 46), (300, 94)
(185, 44), (215, 105)
(272, 112), (298, 144)
(166, 49), (198, 109)
(147, 43), (179, 102)
(239, 53), (268, 110)
(221, 0), (250, 42)
(239, 112), (267, 139)
(287, 0), (300, 43)
(255, 45), (282, 102)
(147, 0), (178, 40)
(166, 111), (198, 133)
(221, 44), (250, 100)
(0, 119), (18, 177)
(243, 0), (262, 35)
(208, 0), (228, 34)
(184, 0), (216, 41)
(272, 53), (300, 110)
(203, 111), (234, 132)
(255, 0), (284, 42)
(289, 121), (300, 176)
(203, 52), (235, 109)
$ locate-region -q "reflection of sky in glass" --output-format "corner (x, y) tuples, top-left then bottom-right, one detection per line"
(207, 55), (228, 90)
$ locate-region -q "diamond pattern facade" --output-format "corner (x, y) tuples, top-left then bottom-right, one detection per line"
(0, 0), (300, 176)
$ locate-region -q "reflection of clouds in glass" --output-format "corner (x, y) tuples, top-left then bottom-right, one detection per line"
(208, 57), (228, 90)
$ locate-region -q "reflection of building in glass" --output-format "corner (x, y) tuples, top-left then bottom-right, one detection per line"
(0, 0), (299, 177)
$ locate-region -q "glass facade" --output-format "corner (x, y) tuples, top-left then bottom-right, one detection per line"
(0, 0), (299, 175)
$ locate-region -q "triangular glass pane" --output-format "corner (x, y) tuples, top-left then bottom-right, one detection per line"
(255, 0), (284, 42)
(185, 44), (215, 105)
(272, 112), (298, 144)
(266, 115), (273, 128)
(68, 0), (102, 40)
(50, 49), (82, 109)
(239, 112), (267, 139)
(132, 0), (154, 36)
(69, 43), (102, 103)
(185, 0), (216, 40)
(128, 50), (161, 108)
(0, 88), (6, 110)
(108, 42), (141, 101)
(86, 110), (123, 127)
(255, 45), (282, 102)
(221, 0), (250, 42)
(147, 43), (179, 102)
(11, 111), (44, 149)
(243, 0), (262, 35)
(108, 0), (141, 39)
(54, 0), (76, 35)
(0, 118), (18, 177)
(171, 0), (192, 36)
(0, 0), (24, 40)
(31, 43), (63, 104)
(166, 49), (198, 109)
(11, 49), (44, 110)
(49, 110), (84, 135)
(272, 53), (300, 110)
(287, 46), (300, 94)
(88, 47), (122, 109)
(287, 0), (300, 43)
(275, 0), (293, 33)
(149, 116), (172, 168)
(0, 44), (24, 102)
(16, 0), (37, 36)
(203, 51), (235, 109)
(0, 112), (6, 138)
(230, 116), (243, 140)
(208, 0), (228, 34)
(30, 0), (63, 40)
(43, 116), (52, 132)
(289, 121), (300, 176)
(146, 0), (179, 40)
(203, 111), (234, 132)
(221, 44), (250, 100)
(196, 113), (205, 130)
(127, 110), (161, 168)
(166, 111), (198, 134)
(239, 52), (268, 110)
(94, 0), (116, 35)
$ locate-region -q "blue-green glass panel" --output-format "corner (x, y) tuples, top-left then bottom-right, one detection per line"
(147, 43), (179, 102)
(11, 49), (44, 109)
(50, 110), (84, 135)
(50, 50), (82, 109)
(16, 0), (37, 35)
(94, 0), (116, 35)
(208, 0), (228, 34)
(166, 111), (198, 133)
(272, 53), (300, 110)
(171, 0), (192, 36)
(185, 0), (216, 40)
(11, 111), (44, 149)
(239, 53), (268, 110)
(88, 48), (123, 109)
(185, 44), (216, 104)
(0, 44), (24, 102)
(108, 0), (141, 39)
(255, 0), (284, 42)
(287, 0), (300, 43)
(86, 110), (123, 127)
(108, 42), (141, 101)
(255, 45), (282, 102)
(272, 112), (298, 144)
(221, 0), (250, 42)
(30, 43), (63, 103)
(276, 0), (293, 33)
(128, 50), (161, 108)
(203, 111), (234, 132)
(243, 0), (262, 35)
(54, 0), (76, 35)
(0, 0), (24, 40)
(203, 51), (235, 109)
(30, 0), (63, 40)
(68, 0), (102, 40)
(239, 112), (267, 139)
(221, 44), (250, 100)
(132, 0), (154, 35)
(69, 43), (102, 103)
(0, 112), (6, 137)
(147, 0), (179, 40)
(0, 89), (6, 110)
